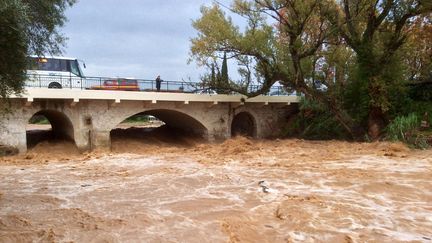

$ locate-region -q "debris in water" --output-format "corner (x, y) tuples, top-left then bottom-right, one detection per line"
(258, 180), (270, 193)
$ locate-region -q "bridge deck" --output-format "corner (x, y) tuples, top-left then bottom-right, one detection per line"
(14, 88), (300, 105)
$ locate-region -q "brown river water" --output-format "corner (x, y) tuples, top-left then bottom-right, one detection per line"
(0, 126), (431, 242)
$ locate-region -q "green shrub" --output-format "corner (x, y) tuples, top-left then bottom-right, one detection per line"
(283, 97), (348, 140)
(386, 113), (430, 149)
(123, 114), (150, 123)
(29, 115), (49, 124)
(386, 113), (418, 141)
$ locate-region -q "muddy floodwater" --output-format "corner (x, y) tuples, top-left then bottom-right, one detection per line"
(1, 130), (432, 242)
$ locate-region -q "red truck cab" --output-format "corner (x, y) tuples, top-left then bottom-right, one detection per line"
(91, 78), (139, 91)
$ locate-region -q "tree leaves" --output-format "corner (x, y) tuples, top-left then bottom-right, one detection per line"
(189, 0), (432, 139)
(0, 0), (75, 98)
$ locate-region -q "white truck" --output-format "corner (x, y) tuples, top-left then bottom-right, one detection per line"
(26, 56), (87, 89)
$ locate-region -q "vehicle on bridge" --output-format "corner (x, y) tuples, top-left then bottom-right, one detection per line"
(89, 78), (140, 91)
(26, 56), (86, 89)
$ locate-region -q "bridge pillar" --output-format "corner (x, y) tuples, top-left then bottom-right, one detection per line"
(91, 130), (111, 150)
(74, 128), (91, 152)
(207, 129), (230, 141)
(0, 103), (28, 153)
(0, 123), (27, 153)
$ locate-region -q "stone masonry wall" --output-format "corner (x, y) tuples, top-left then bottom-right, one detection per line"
(0, 99), (295, 153)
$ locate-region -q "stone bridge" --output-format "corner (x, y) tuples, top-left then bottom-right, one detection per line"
(0, 88), (299, 153)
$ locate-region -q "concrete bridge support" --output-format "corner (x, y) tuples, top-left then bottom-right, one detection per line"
(1, 97), (297, 154)
(0, 106), (28, 153)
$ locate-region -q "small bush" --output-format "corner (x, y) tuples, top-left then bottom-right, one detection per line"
(386, 113), (430, 149)
(29, 115), (49, 124)
(123, 114), (150, 123)
(283, 97), (348, 140)
(386, 113), (418, 141)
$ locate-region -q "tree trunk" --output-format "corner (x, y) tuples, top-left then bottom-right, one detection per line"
(367, 106), (386, 140)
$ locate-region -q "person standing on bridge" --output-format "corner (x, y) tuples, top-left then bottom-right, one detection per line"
(155, 75), (162, 92)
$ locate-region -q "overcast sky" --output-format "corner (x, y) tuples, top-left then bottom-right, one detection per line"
(62, 0), (235, 82)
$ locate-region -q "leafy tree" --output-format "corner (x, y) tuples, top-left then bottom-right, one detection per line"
(0, 0), (27, 99)
(190, 1), (356, 136)
(327, 0), (432, 139)
(197, 52), (231, 93)
(403, 14), (432, 83)
(219, 52), (230, 93)
(190, 0), (432, 140)
(221, 52), (228, 83)
(0, 0), (75, 98)
(211, 63), (216, 85)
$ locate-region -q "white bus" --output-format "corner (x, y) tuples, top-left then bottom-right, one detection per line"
(26, 56), (86, 89)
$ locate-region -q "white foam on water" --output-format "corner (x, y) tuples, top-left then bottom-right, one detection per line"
(1, 148), (431, 242)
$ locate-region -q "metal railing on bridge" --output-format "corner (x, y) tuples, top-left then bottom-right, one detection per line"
(25, 74), (296, 96)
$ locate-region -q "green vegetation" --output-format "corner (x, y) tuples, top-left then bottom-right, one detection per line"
(284, 98), (348, 140)
(190, 0), (432, 146)
(0, 0), (75, 98)
(386, 114), (419, 142)
(29, 115), (49, 124)
(386, 113), (431, 149)
(122, 114), (153, 123)
(218, 52), (230, 94)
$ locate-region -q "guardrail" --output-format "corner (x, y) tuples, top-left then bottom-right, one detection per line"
(24, 74), (296, 96)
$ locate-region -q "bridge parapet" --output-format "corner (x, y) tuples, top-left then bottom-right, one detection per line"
(15, 88), (299, 106)
(24, 74), (294, 96)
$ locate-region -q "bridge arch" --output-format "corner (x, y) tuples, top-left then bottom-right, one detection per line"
(231, 111), (257, 138)
(109, 108), (210, 140)
(26, 110), (76, 148)
(141, 109), (208, 137)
